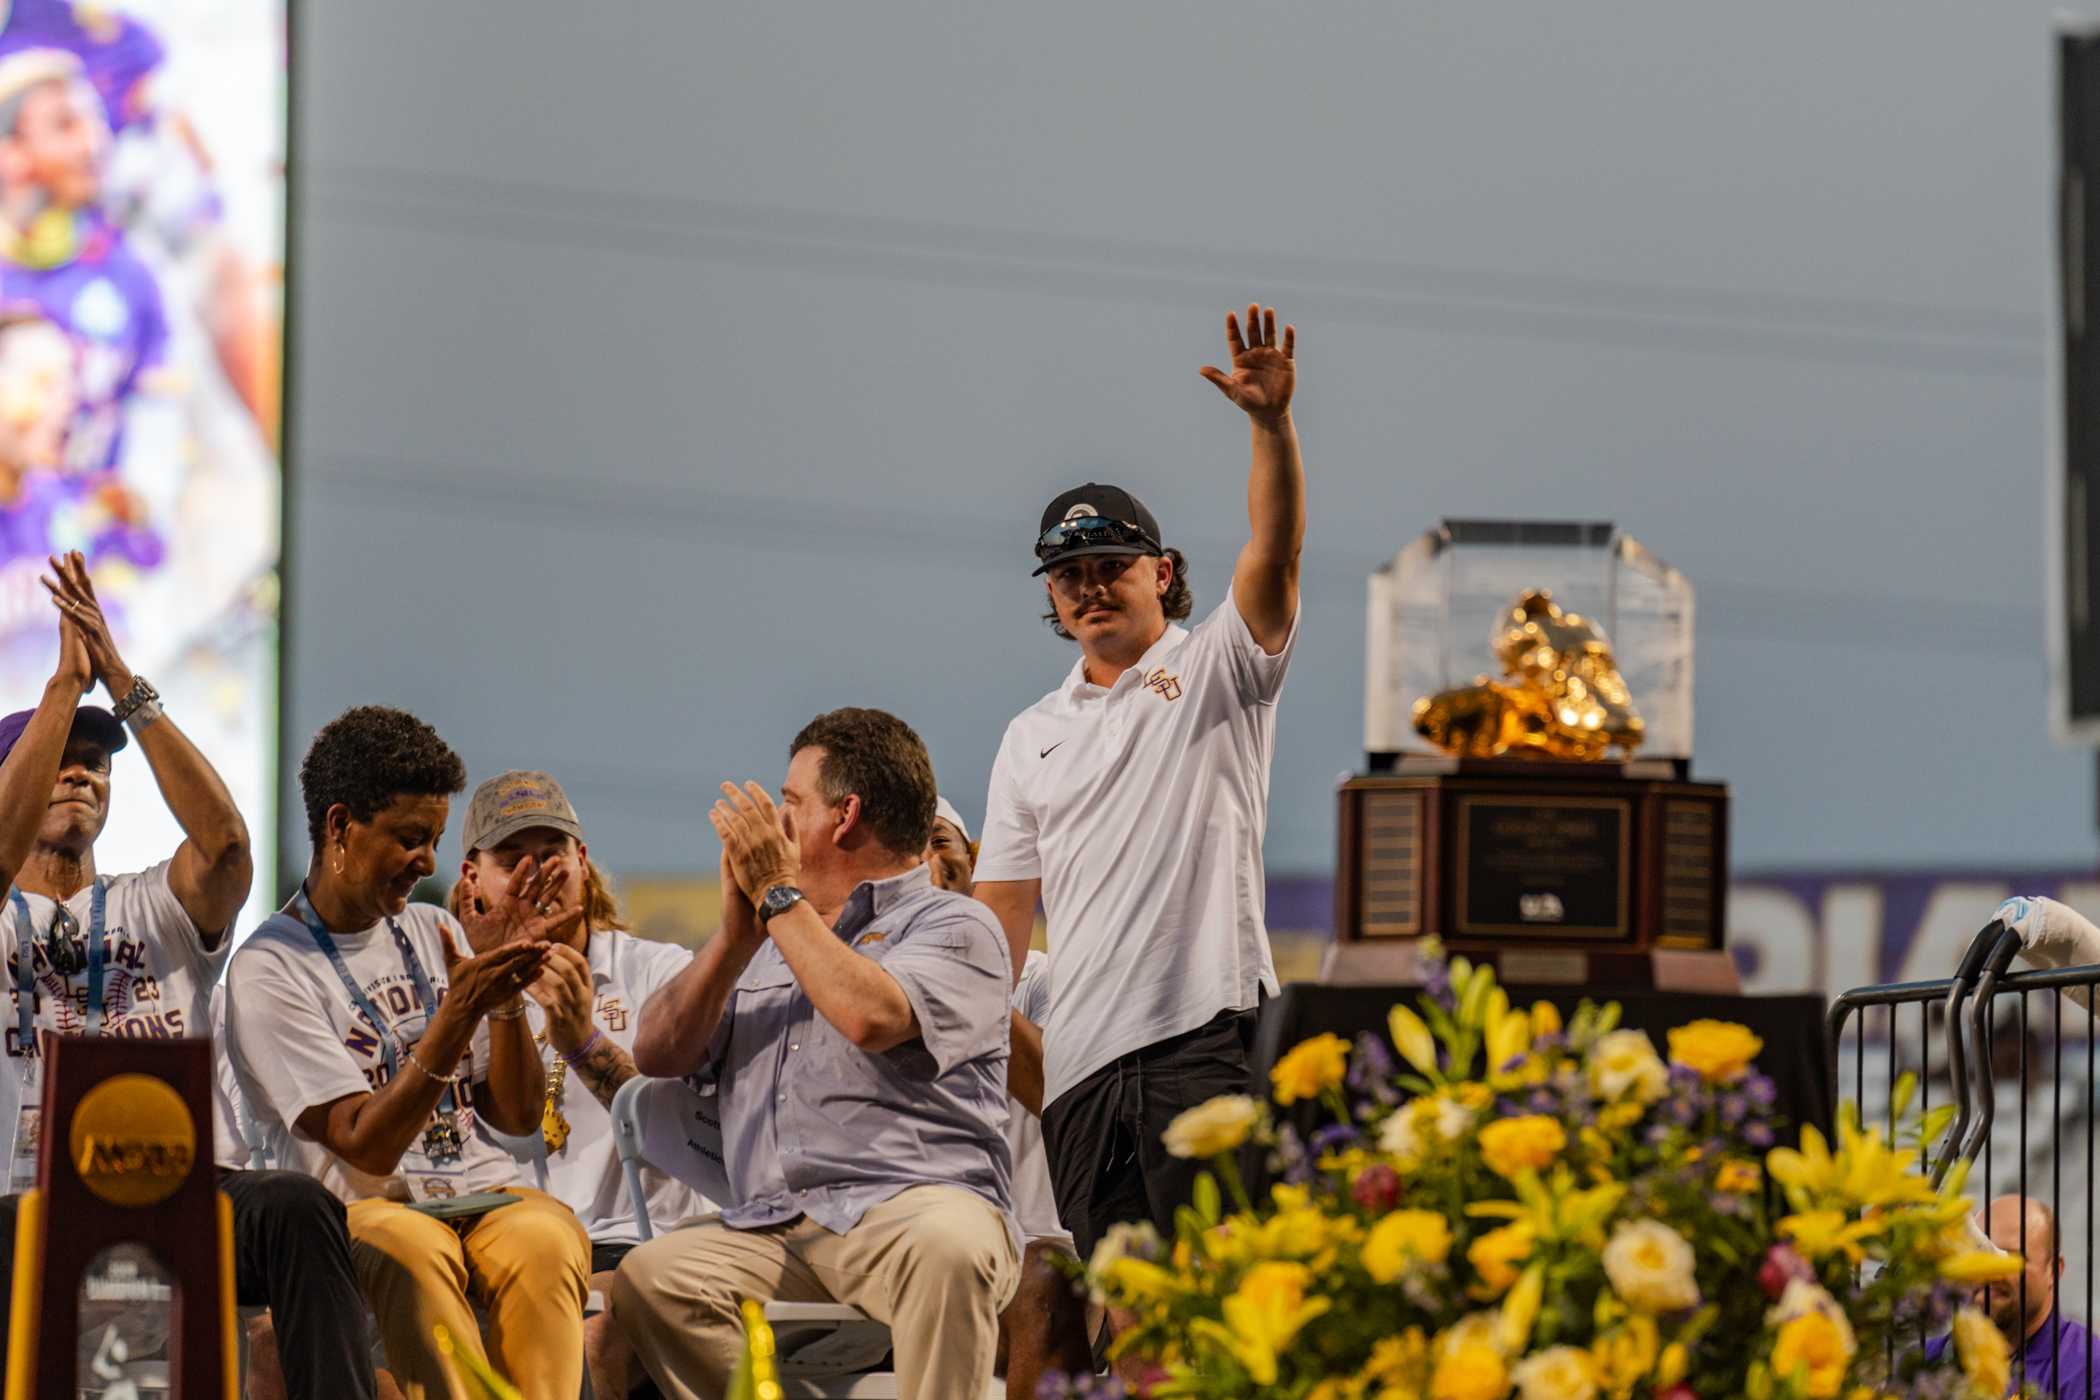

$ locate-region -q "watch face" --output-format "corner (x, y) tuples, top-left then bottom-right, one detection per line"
(761, 886), (802, 921)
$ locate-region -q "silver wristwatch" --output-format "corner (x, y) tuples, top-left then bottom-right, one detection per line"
(757, 884), (806, 927)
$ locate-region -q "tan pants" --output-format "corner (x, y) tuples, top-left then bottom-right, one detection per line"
(613, 1184), (1019, 1400)
(348, 1186), (591, 1400)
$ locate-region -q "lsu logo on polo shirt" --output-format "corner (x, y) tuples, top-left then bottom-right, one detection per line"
(1142, 667), (1182, 702)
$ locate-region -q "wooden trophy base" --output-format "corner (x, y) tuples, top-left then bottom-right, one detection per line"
(1330, 756), (1732, 990)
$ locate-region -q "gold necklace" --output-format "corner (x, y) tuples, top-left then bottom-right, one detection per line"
(533, 1028), (571, 1156)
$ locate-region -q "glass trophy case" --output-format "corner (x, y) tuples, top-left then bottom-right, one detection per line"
(1364, 520), (1695, 768)
(1334, 519), (1731, 989)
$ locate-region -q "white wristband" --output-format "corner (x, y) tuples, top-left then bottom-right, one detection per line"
(124, 699), (163, 734)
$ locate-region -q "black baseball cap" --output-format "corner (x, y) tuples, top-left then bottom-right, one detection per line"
(0, 705), (126, 768)
(1032, 483), (1164, 577)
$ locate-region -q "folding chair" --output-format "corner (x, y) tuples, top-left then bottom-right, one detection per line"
(607, 1077), (1001, 1399)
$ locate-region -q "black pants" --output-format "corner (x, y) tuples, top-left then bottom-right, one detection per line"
(1040, 1006), (1261, 1261)
(0, 1167), (377, 1400)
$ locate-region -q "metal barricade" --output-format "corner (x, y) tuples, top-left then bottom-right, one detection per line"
(1829, 921), (2100, 1397)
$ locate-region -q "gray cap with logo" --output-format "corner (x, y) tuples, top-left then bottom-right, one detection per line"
(462, 769), (584, 854)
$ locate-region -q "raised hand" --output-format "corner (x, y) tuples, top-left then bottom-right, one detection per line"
(718, 847), (764, 951)
(51, 608), (89, 692)
(1199, 303), (1296, 425)
(438, 926), (550, 1018)
(456, 853), (585, 953)
(40, 551), (133, 698)
(709, 781), (799, 903)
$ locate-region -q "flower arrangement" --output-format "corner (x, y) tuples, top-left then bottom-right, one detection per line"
(1054, 943), (2023, 1400)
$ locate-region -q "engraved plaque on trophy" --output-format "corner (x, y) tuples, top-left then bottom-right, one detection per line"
(5, 1036), (234, 1399)
(1329, 520), (1735, 991)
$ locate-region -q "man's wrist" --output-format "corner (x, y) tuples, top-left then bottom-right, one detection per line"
(103, 667), (136, 704)
(1249, 408), (1294, 435)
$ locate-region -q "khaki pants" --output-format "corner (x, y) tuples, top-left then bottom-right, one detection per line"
(613, 1184), (1019, 1400)
(348, 1186), (591, 1400)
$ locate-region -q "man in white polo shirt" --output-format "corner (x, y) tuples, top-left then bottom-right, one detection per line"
(972, 303), (1303, 1262)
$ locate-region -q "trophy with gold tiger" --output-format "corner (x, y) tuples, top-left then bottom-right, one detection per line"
(1328, 520), (1735, 991)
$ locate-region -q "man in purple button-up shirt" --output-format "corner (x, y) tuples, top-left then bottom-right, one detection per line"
(618, 707), (1019, 1400)
(1927, 1195), (2095, 1398)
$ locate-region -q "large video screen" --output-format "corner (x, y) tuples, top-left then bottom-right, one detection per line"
(0, 0), (283, 929)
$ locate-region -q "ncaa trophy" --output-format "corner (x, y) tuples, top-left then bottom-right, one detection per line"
(1325, 520), (1736, 990)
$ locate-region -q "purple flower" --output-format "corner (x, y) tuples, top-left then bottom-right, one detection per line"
(1271, 1123), (1314, 1185)
(1349, 1031), (1400, 1105)
(1424, 961), (1456, 1011)
(1745, 1072), (1777, 1107)
(1310, 1123), (1361, 1157)
(1742, 1121), (1775, 1149)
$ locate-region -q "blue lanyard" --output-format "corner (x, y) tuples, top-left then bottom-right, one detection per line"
(9, 879), (108, 1048)
(293, 887), (455, 1119)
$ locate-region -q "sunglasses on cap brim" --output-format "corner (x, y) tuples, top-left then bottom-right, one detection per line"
(1033, 516), (1162, 561)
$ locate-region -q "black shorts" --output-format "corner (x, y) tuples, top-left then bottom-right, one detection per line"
(1039, 1005), (1261, 1262)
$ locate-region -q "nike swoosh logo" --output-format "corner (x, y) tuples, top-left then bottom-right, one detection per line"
(1039, 742), (1065, 759)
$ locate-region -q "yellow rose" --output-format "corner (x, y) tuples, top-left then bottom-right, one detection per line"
(1432, 1318), (1512, 1400)
(1271, 1031), (1350, 1105)
(1510, 1344), (1597, 1400)
(1771, 1312), (1852, 1398)
(1478, 1116), (1567, 1180)
(1467, 1221), (1536, 1296)
(1667, 1019), (1763, 1084)
(1589, 1028), (1669, 1105)
(1162, 1094), (1262, 1159)
(1714, 1159), (1762, 1194)
(1432, 1342), (1508, 1400)
(1953, 1307), (2011, 1398)
(1601, 1219), (1699, 1314)
(1365, 1209), (1454, 1282)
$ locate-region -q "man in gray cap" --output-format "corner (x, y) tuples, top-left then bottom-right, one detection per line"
(454, 767), (706, 1400)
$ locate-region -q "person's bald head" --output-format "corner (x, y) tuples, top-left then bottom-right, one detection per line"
(1985, 1195), (2061, 1337)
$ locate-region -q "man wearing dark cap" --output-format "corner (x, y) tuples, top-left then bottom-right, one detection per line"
(0, 551), (380, 1400)
(973, 305), (1304, 1265)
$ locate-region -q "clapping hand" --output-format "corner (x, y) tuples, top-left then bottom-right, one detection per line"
(710, 781), (799, 904)
(41, 552), (130, 697)
(438, 926), (550, 1018)
(456, 854), (585, 954)
(1199, 303), (1296, 425)
(526, 942), (596, 1051)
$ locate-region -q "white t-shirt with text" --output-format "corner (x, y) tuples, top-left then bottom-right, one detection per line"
(3, 860), (226, 1190)
(976, 592), (1296, 1108)
(223, 900), (520, 1203)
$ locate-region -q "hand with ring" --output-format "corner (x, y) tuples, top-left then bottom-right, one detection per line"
(455, 853), (584, 953)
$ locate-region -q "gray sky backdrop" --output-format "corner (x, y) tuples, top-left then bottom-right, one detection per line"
(284, 2), (2083, 885)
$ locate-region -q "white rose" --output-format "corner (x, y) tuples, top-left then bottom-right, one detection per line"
(1512, 1345), (1599, 1400)
(1588, 1029), (1668, 1105)
(1160, 1094), (1262, 1159)
(1602, 1219), (1699, 1314)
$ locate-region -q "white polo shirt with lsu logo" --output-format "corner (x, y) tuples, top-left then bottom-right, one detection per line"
(975, 590), (1297, 1110)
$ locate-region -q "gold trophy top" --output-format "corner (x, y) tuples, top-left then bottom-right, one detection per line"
(1411, 589), (1645, 760)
